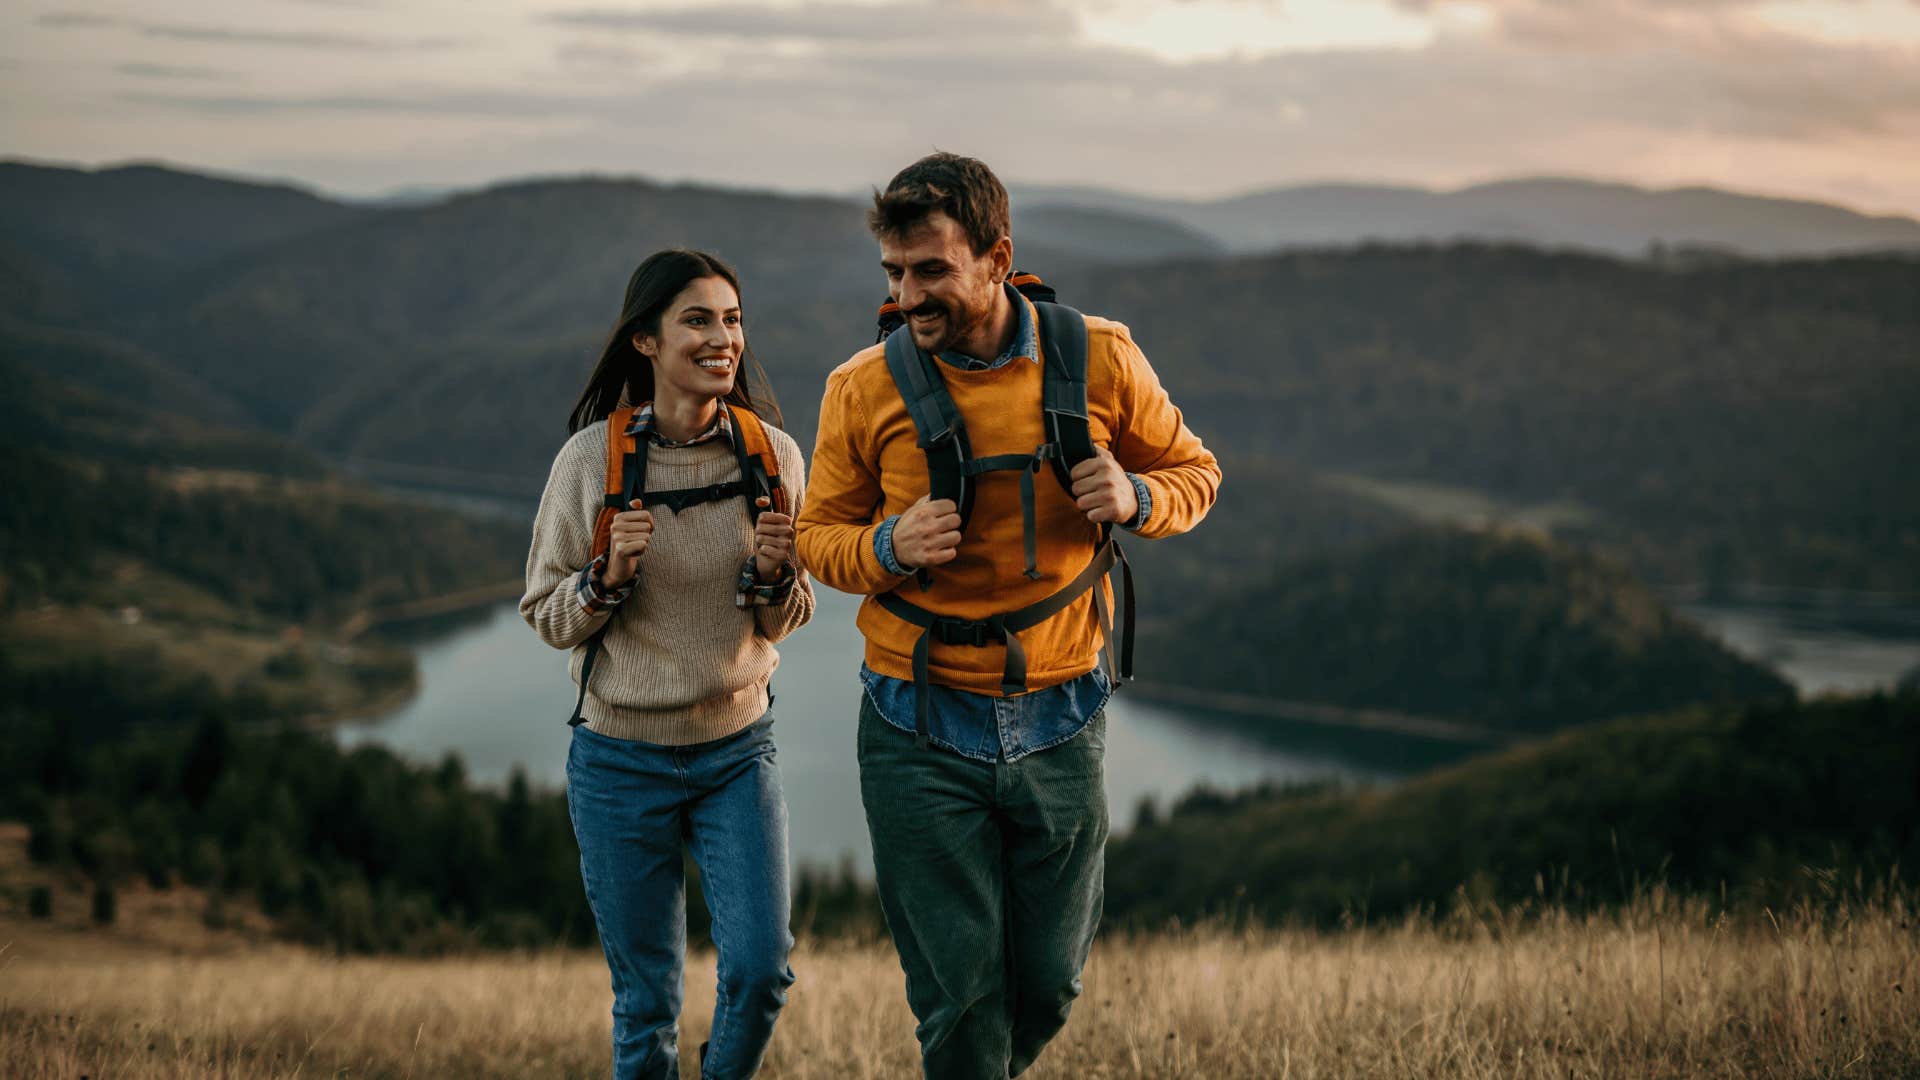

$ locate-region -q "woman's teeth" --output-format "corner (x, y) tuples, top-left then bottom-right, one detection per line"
(697, 359), (730, 369)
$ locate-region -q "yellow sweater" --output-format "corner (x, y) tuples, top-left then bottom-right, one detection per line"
(796, 300), (1222, 694)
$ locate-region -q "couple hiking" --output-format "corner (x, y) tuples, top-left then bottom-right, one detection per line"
(521, 152), (1222, 1080)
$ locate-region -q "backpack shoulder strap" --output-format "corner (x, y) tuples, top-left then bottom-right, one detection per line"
(1034, 302), (1094, 490)
(590, 406), (644, 563)
(574, 404), (642, 729)
(883, 325), (964, 449)
(725, 403), (788, 521)
(882, 325), (974, 528)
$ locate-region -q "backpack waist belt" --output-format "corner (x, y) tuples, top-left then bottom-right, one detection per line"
(874, 530), (1135, 750)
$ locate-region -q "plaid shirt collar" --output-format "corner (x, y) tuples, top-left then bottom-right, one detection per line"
(628, 401), (734, 449)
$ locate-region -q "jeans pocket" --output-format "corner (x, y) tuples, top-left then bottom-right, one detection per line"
(1081, 708), (1107, 753)
(855, 694), (886, 763)
(565, 724), (589, 784)
(743, 722), (779, 762)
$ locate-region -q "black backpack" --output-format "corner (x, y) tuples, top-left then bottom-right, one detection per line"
(872, 273), (1135, 747)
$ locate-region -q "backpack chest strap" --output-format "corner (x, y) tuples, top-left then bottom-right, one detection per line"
(955, 445), (1073, 580)
(881, 303), (1092, 583)
(640, 479), (751, 514)
(876, 534), (1131, 749)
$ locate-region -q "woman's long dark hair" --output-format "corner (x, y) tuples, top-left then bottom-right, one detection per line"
(568, 249), (783, 435)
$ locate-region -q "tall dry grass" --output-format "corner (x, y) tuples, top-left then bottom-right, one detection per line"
(4, 893), (1916, 1078)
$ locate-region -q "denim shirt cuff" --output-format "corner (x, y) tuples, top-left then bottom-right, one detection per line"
(874, 513), (908, 575)
(1121, 474), (1152, 533)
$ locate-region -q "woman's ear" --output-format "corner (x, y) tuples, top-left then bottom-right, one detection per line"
(632, 331), (655, 358)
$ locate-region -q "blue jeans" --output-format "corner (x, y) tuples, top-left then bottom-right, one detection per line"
(567, 714), (794, 1080)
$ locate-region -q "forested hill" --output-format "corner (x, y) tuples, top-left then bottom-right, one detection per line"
(4, 162), (1916, 594)
(1106, 691), (1920, 928)
(1, 355), (527, 619)
(1073, 246), (1920, 594)
(0, 356), (530, 727)
(1140, 529), (1793, 733)
(0, 162), (366, 300)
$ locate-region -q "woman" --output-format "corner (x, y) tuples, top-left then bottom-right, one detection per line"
(520, 249), (813, 1079)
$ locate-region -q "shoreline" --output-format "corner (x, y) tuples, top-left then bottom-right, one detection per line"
(336, 579), (524, 640)
(296, 671), (422, 732)
(312, 581), (526, 728)
(1128, 681), (1516, 745)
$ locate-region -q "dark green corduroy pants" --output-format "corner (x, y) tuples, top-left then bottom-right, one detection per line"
(857, 695), (1108, 1080)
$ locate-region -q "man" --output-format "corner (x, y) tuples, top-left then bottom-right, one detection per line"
(795, 152), (1221, 1078)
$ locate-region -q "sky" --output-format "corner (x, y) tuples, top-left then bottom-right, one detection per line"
(4, 0), (1920, 217)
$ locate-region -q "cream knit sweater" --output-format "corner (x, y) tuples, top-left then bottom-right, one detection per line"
(520, 418), (814, 744)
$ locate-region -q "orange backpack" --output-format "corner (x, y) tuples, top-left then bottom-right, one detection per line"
(569, 402), (789, 725)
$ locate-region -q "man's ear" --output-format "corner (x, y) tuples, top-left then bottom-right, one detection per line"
(990, 235), (1014, 283)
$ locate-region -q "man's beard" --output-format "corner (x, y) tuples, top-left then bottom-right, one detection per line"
(906, 295), (988, 357)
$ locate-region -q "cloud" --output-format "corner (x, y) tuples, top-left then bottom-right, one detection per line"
(137, 23), (464, 51)
(1390, 0), (1920, 51)
(543, 1), (1074, 45)
(114, 1), (1918, 146)
(116, 88), (621, 117)
(554, 41), (656, 71)
(1387, 0), (1772, 12)
(35, 12), (118, 28)
(116, 62), (234, 81)
(19, 0), (1919, 217)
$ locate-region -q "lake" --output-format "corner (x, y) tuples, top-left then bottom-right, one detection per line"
(1672, 599), (1920, 697)
(339, 587), (1920, 871)
(339, 589), (1473, 870)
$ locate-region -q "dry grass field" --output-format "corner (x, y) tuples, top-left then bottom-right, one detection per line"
(4, 887), (1917, 1079)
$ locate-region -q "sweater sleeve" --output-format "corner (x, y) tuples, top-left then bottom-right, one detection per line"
(754, 430), (816, 643)
(1104, 325), (1223, 540)
(795, 366), (913, 596)
(520, 427), (616, 650)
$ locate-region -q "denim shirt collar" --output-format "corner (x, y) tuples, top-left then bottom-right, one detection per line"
(934, 282), (1037, 372)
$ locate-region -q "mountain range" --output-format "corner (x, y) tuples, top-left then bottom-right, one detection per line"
(1012, 177), (1920, 257)
(4, 158), (1916, 598)
(343, 172), (1920, 258)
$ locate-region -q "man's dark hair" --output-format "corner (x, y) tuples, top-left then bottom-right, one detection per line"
(868, 152), (1010, 256)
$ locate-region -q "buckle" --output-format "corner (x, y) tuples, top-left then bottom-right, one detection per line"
(934, 619), (993, 647)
